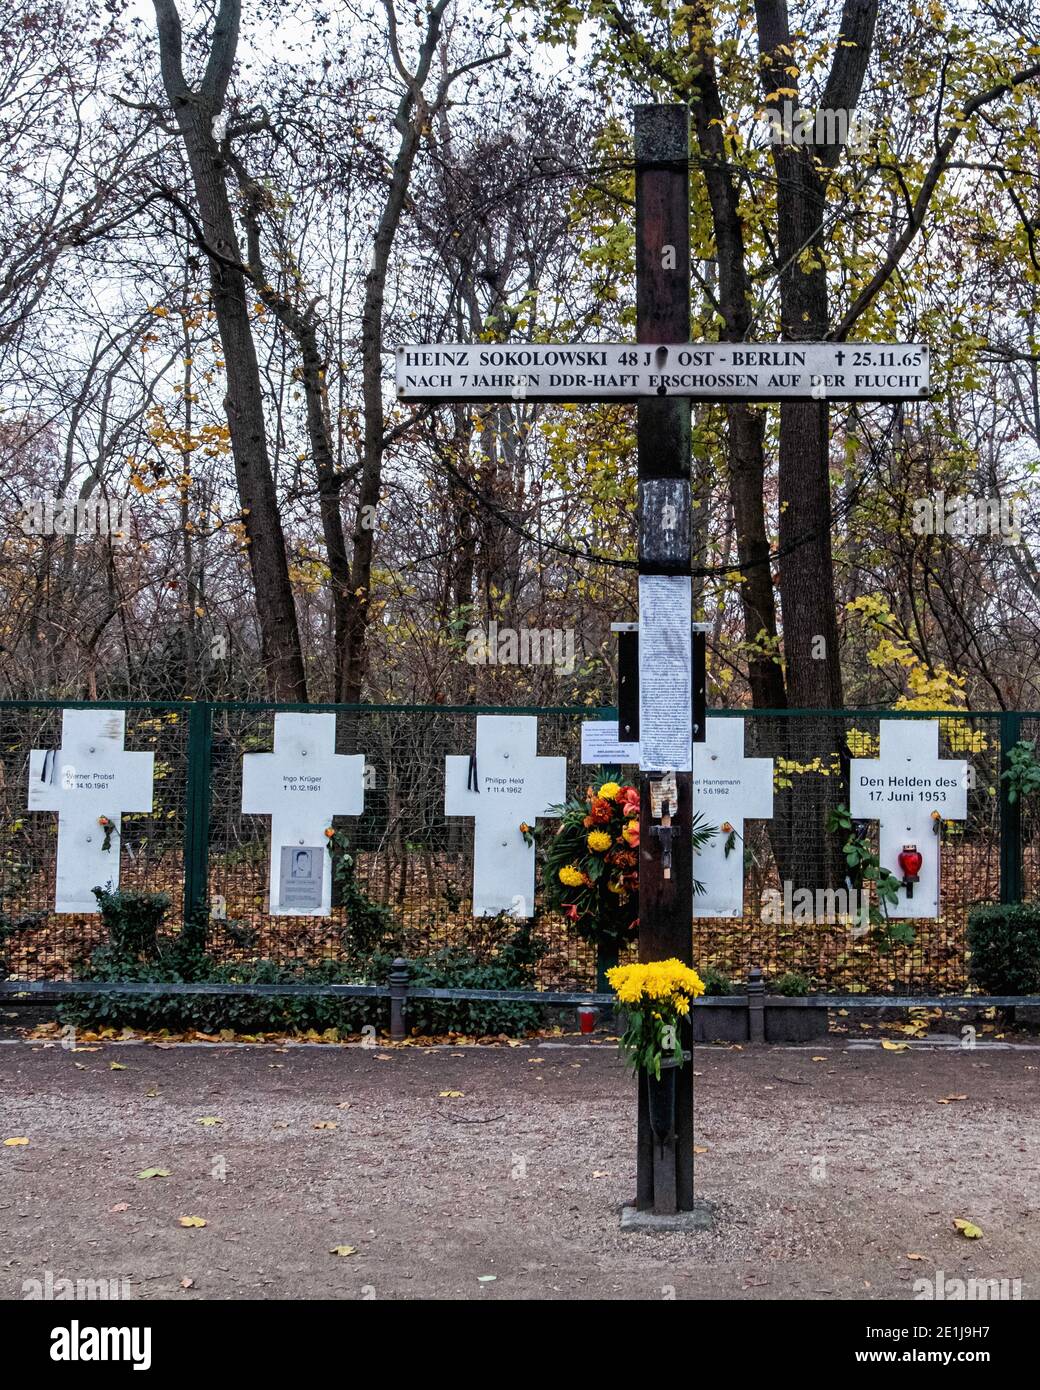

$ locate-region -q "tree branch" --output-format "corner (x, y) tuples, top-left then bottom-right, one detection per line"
(833, 60), (1040, 339)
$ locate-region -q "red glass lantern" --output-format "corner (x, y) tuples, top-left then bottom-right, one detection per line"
(898, 844), (923, 898)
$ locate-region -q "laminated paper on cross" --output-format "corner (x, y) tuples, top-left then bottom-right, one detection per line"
(396, 342), (930, 403)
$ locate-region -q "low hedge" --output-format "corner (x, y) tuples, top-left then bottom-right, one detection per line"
(56, 889), (550, 1037)
(967, 903), (1040, 995)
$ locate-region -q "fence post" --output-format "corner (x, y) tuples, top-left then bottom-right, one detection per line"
(183, 701), (213, 939)
(389, 957), (410, 1041)
(747, 964), (765, 1042)
(999, 712), (1023, 905)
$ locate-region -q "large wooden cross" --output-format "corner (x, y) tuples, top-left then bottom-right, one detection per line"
(396, 104), (930, 1219)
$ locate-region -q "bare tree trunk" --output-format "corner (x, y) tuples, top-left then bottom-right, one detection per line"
(756, 0), (879, 712)
(341, 0), (507, 703)
(230, 158), (353, 701)
(152, 0), (306, 700)
(755, 0), (879, 888)
(688, 16), (786, 710)
(341, 0), (451, 702)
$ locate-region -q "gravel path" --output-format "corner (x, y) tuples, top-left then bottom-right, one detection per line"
(1, 1036), (1038, 1300)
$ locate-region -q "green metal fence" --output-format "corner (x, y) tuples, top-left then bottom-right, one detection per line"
(0, 700), (1035, 995)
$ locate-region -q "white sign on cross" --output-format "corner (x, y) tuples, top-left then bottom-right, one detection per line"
(692, 718), (774, 919)
(27, 709), (154, 914)
(445, 715), (566, 919)
(396, 342), (930, 402)
(580, 719), (639, 767)
(639, 574), (693, 772)
(241, 712), (365, 916)
(849, 720), (967, 919)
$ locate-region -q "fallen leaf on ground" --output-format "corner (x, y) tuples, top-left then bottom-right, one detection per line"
(110, 1062), (127, 1071)
(953, 1219), (983, 1239)
(178, 1216), (207, 1228)
(439, 1091), (464, 1098)
(881, 1040), (909, 1052)
(180, 1278), (194, 1289)
(312, 1121), (338, 1130)
(3, 1137), (28, 1146)
(477, 1274), (497, 1283)
(693, 1145), (709, 1155)
(336, 1102), (352, 1110)
(329, 1245), (356, 1257)
(592, 1170), (609, 1178)
(196, 1117), (223, 1127)
(136, 1168), (170, 1179)
(937, 1094), (968, 1104)
(110, 1202), (129, 1213)
(906, 1252), (925, 1260)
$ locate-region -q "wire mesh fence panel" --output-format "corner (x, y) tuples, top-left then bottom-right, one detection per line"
(0, 703), (190, 980)
(203, 706), (600, 989)
(690, 712), (1000, 994)
(0, 701), (1027, 994)
(1018, 715), (1040, 902)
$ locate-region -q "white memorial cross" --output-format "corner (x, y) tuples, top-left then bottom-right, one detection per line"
(692, 718), (774, 918)
(445, 715), (567, 918)
(241, 712), (365, 916)
(849, 719), (967, 919)
(28, 709), (154, 914)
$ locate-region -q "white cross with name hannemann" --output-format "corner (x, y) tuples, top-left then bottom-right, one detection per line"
(692, 718), (774, 918)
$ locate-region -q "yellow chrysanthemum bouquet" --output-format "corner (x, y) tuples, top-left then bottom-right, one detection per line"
(607, 959), (705, 1078)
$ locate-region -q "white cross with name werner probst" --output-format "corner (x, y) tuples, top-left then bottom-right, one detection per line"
(27, 708), (154, 914)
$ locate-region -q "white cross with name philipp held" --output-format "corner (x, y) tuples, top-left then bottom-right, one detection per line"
(445, 715), (566, 918)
